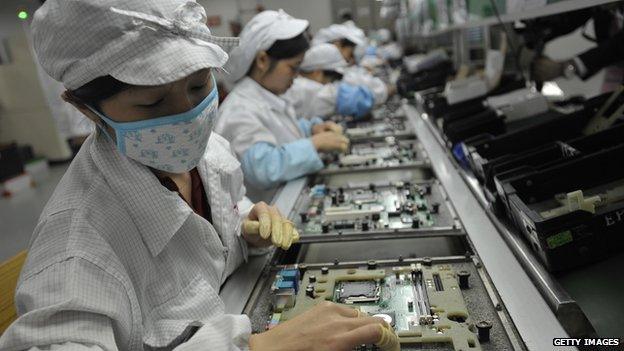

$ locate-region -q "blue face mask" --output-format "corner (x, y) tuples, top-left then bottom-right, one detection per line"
(89, 80), (219, 173)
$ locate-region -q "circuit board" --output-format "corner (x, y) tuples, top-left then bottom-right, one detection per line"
(293, 179), (459, 239)
(266, 264), (481, 351)
(321, 137), (429, 174)
(345, 119), (414, 142)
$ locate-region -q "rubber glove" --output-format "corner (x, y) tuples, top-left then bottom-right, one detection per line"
(242, 202), (300, 250)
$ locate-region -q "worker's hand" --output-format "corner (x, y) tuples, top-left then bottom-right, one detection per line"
(242, 202), (299, 250)
(533, 56), (565, 82)
(311, 132), (350, 153)
(312, 121), (344, 135)
(249, 302), (400, 351)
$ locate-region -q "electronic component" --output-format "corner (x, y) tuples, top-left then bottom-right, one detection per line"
(444, 76), (488, 105)
(345, 120), (413, 142)
(270, 268), (300, 312)
(321, 137), (428, 174)
(264, 264), (481, 350)
(294, 179), (459, 239)
(485, 88), (549, 122)
(335, 280), (381, 304)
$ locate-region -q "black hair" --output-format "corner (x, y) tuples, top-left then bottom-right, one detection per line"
(70, 75), (131, 108)
(340, 12), (353, 22)
(322, 70), (343, 82)
(248, 32), (310, 76)
(266, 32), (310, 60)
(337, 38), (356, 48)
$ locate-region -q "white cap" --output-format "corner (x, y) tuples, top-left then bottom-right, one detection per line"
(225, 10), (309, 82)
(300, 43), (348, 73)
(32, 0), (238, 90)
(376, 29), (392, 44)
(311, 24), (366, 47)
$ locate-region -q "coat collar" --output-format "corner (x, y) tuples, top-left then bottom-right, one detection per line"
(89, 131), (194, 257)
(238, 77), (291, 115)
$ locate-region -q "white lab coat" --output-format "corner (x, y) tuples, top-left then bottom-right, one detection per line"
(215, 77), (305, 201)
(0, 131), (254, 351)
(282, 76), (326, 120)
(343, 66), (389, 105)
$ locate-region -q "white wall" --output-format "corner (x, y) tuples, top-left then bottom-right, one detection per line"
(262, 0), (333, 33)
(199, 0), (333, 37)
(0, 0), (71, 160)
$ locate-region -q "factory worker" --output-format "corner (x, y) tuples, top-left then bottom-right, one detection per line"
(0, 1), (396, 351)
(215, 10), (349, 202)
(312, 24), (392, 105)
(283, 43), (374, 119)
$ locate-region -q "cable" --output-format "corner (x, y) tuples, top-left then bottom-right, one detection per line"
(488, 0), (528, 82)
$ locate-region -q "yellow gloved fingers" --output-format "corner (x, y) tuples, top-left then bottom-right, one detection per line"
(258, 213), (271, 239)
(339, 136), (350, 153)
(357, 309), (399, 351)
(375, 323), (400, 351)
(270, 213), (283, 246)
(291, 228), (300, 243)
(281, 221), (294, 250)
(243, 220), (260, 235)
(329, 124), (344, 134)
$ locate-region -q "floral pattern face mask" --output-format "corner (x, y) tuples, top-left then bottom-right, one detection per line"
(90, 78), (218, 173)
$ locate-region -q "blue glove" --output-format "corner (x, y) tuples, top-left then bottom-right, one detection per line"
(336, 82), (374, 119)
(365, 45), (377, 56)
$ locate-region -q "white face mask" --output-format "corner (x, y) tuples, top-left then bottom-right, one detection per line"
(90, 80), (218, 173)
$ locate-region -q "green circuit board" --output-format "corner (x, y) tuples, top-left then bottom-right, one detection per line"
(268, 265), (481, 351)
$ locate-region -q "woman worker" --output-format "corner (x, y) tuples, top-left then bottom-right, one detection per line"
(0, 1), (397, 351)
(215, 10), (349, 202)
(312, 24), (395, 106)
(283, 43), (375, 120)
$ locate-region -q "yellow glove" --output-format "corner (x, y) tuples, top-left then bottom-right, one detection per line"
(357, 310), (400, 351)
(243, 215), (300, 250)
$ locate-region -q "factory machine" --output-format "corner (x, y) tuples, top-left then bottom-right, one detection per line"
(219, 90), (598, 350)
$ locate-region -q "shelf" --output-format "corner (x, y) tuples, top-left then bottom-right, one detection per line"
(410, 0), (621, 37)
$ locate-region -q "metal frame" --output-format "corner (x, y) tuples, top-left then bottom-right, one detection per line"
(404, 104), (572, 350)
(411, 0), (622, 37)
(243, 255), (526, 349)
(415, 105), (596, 338)
(292, 177), (465, 243)
(220, 178), (308, 314)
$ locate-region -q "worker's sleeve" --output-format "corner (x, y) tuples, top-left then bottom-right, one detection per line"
(336, 83), (375, 119)
(174, 315), (251, 351)
(343, 68), (389, 104)
(214, 107), (277, 160)
(24, 343), (105, 350)
(0, 258), (131, 351)
(241, 141), (324, 190)
(308, 83), (339, 119)
(577, 29), (624, 79)
(297, 117), (324, 137)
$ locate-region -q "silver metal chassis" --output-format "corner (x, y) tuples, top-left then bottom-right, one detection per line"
(404, 104), (573, 350)
(220, 103), (576, 351)
(412, 104), (596, 338)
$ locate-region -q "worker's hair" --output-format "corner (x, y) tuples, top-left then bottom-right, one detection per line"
(337, 38), (357, 48)
(340, 12), (353, 22)
(250, 32), (310, 75)
(322, 70), (343, 82)
(69, 75), (131, 109)
(266, 32), (310, 60)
